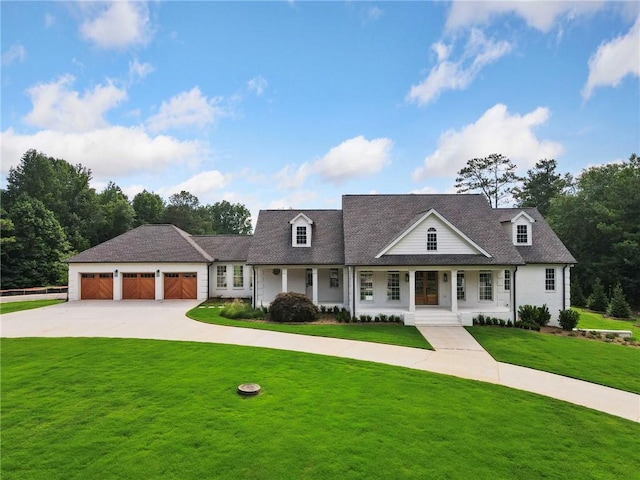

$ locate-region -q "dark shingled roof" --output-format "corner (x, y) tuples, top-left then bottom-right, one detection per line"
(497, 208), (577, 264)
(192, 235), (252, 262)
(342, 194), (525, 266)
(247, 210), (344, 265)
(66, 224), (213, 263)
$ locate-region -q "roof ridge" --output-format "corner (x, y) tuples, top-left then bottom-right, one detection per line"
(171, 225), (214, 262)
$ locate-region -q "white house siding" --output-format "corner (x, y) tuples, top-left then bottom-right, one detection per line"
(209, 263), (252, 298)
(515, 265), (567, 326)
(386, 216), (478, 255)
(68, 262), (208, 301)
(254, 266), (346, 307)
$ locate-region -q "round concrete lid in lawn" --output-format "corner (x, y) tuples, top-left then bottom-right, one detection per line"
(237, 383), (261, 396)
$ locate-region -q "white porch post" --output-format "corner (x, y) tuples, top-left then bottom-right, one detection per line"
(450, 269), (458, 313)
(409, 269), (416, 313)
(281, 268), (288, 293)
(312, 268), (319, 305)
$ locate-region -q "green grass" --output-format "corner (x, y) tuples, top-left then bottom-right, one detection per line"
(2, 338), (638, 480)
(575, 307), (640, 338)
(467, 326), (640, 394)
(0, 299), (64, 314)
(188, 305), (432, 349)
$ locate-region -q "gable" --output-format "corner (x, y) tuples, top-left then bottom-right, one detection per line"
(377, 209), (489, 257)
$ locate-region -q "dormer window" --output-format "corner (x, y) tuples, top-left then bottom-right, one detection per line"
(296, 226), (307, 245)
(290, 212), (313, 247)
(427, 227), (437, 251)
(516, 225), (528, 244)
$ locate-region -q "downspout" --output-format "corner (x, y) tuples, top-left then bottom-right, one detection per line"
(352, 266), (357, 319)
(562, 264), (568, 310)
(253, 266), (257, 309)
(207, 262), (214, 301)
(512, 265), (518, 322)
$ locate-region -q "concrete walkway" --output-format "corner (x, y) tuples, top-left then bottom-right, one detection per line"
(1, 301), (638, 423)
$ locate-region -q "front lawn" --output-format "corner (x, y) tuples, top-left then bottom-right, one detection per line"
(467, 326), (640, 394)
(2, 338), (638, 480)
(0, 299), (64, 315)
(188, 305), (432, 349)
(575, 307), (640, 338)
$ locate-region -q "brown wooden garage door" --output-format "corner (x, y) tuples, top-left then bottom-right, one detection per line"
(81, 273), (114, 300)
(164, 273), (197, 299)
(122, 273), (156, 299)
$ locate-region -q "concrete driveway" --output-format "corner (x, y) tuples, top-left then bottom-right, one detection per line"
(1, 301), (638, 423)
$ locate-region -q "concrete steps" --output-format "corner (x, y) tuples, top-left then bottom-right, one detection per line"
(414, 311), (461, 326)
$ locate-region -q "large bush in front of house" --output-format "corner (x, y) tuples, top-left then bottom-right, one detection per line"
(518, 304), (551, 327)
(269, 292), (319, 323)
(558, 309), (580, 331)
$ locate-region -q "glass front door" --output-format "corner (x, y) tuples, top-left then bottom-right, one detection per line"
(415, 271), (438, 305)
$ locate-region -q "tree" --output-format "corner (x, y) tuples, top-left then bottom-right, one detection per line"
(163, 191), (204, 233)
(607, 283), (631, 319)
(204, 200), (253, 234)
(587, 278), (609, 313)
(132, 190), (165, 226)
(0, 212), (16, 246)
(512, 159), (573, 216)
(94, 182), (136, 244)
(548, 154), (640, 306)
(1, 196), (72, 289)
(3, 149), (99, 251)
(455, 153), (519, 207)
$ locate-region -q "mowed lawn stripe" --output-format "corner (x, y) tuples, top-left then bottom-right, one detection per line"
(2, 338), (638, 480)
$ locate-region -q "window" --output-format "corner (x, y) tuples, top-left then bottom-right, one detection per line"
(504, 270), (511, 291)
(387, 272), (400, 301)
(479, 271), (493, 301)
(427, 227), (437, 251)
(296, 226), (307, 245)
(457, 271), (466, 301)
(360, 271), (374, 301)
(516, 225), (528, 244)
(306, 269), (313, 287)
(330, 269), (339, 288)
(233, 265), (243, 288)
(216, 266), (227, 288)
(545, 268), (555, 291)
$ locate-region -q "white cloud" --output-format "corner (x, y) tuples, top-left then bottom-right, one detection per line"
(147, 87), (225, 133)
(413, 103), (564, 180)
(446, 1), (604, 33)
(128, 58), (155, 83)
(159, 170), (230, 200)
(2, 44), (26, 66)
(79, 1), (152, 49)
(582, 16), (640, 99)
(247, 76), (268, 96)
(276, 136), (393, 189)
(44, 13), (55, 28)
(407, 29), (512, 105)
(1, 126), (206, 180)
(23, 75), (127, 133)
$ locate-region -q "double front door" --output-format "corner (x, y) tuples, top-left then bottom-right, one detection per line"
(415, 271), (438, 305)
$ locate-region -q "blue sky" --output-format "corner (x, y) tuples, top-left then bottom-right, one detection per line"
(2, 1), (639, 223)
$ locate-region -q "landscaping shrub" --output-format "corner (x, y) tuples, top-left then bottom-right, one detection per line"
(518, 304), (551, 327)
(269, 292), (319, 323)
(607, 283), (632, 319)
(587, 278), (609, 312)
(220, 300), (265, 320)
(558, 309), (580, 331)
(571, 281), (587, 308)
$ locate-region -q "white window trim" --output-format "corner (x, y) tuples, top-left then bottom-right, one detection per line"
(216, 265), (227, 289)
(233, 265), (244, 289)
(360, 271), (374, 302)
(478, 271), (493, 301)
(545, 268), (556, 292)
(387, 272), (400, 302)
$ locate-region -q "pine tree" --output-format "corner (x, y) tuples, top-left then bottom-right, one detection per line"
(607, 283), (631, 318)
(587, 278), (609, 312)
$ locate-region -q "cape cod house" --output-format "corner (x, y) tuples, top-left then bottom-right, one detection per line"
(67, 194), (575, 327)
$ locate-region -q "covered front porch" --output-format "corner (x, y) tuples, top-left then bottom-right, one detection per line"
(353, 267), (513, 326)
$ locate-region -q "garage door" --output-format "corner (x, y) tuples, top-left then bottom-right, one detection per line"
(81, 273), (113, 300)
(164, 272), (197, 299)
(122, 273), (156, 299)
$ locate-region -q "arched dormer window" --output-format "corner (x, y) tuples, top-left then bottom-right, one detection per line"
(427, 227), (437, 251)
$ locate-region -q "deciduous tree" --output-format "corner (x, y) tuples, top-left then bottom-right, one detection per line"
(454, 153), (519, 207)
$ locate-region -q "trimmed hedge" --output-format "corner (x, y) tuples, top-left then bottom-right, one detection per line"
(269, 292), (319, 323)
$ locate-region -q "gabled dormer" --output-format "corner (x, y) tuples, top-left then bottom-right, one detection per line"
(289, 213), (313, 248)
(510, 211), (535, 246)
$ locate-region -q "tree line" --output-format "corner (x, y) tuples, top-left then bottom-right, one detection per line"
(455, 153), (640, 309)
(1, 149), (252, 290)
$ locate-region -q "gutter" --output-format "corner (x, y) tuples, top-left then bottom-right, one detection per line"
(352, 266), (357, 319)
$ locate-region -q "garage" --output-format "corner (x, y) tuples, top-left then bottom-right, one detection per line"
(164, 272), (197, 299)
(122, 273), (156, 299)
(81, 273), (114, 300)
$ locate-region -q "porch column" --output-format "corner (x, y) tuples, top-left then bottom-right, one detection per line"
(450, 269), (458, 313)
(342, 268), (350, 309)
(409, 269), (416, 313)
(281, 268), (288, 293)
(312, 268), (319, 305)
